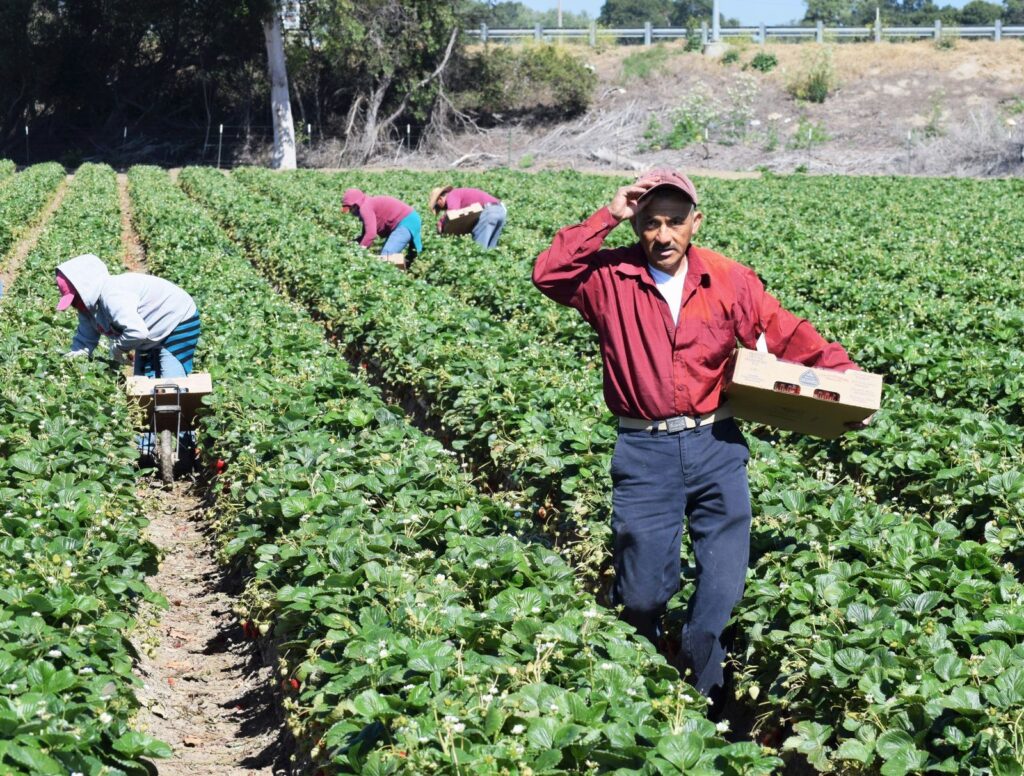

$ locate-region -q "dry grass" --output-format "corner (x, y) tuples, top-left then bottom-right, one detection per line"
(917, 106), (1024, 176)
(587, 38), (1024, 86)
(277, 39), (1024, 177)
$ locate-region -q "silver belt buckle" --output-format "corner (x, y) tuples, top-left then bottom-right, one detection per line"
(665, 416), (688, 434)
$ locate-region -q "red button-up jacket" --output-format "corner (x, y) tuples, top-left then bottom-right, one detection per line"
(533, 207), (858, 420)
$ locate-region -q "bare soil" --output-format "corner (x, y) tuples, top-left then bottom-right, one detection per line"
(130, 483), (287, 776)
(119, 178), (288, 774)
(118, 173), (146, 272)
(379, 40), (1024, 177)
(0, 175), (70, 299)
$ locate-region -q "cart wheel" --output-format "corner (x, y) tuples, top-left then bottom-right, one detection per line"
(158, 429), (175, 484)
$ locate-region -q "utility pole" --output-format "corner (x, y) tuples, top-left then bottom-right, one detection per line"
(704, 0), (727, 57)
(557, 0), (563, 28)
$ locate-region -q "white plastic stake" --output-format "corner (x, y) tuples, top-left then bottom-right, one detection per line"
(217, 124), (224, 169)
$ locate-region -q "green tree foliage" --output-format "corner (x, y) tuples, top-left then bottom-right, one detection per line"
(600, 0), (673, 26)
(287, 0), (461, 159)
(958, 0), (1005, 22)
(0, 0), (270, 156)
(599, 0), (736, 27)
(803, 0), (856, 23)
(464, 1), (592, 28)
(1006, 0), (1024, 22)
(805, 0), (1022, 25)
(453, 44), (596, 122)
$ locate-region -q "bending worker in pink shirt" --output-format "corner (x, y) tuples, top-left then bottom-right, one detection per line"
(533, 169), (865, 705)
(341, 189), (423, 265)
(428, 185), (507, 249)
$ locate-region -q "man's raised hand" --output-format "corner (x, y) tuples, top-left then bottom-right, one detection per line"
(608, 176), (663, 222)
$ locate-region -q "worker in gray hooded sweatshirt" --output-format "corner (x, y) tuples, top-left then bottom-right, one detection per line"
(56, 254), (200, 378)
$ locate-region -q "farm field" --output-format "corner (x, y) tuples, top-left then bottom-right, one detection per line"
(0, 161), (1021, 775)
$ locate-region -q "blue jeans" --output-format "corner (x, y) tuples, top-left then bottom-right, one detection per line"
(134, 348), (187, 378)
(471, 203), (507, 249)
(381, 212), (423, 256)
(610, 418), (751, 696)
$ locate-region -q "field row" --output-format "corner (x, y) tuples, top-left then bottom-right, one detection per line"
(3, 160), (1022, 774)
(177, 167), (1024, 774)
(0, 165), (165, 774)
(237, 168), (1024, 565)
(128, 166), (780, 774)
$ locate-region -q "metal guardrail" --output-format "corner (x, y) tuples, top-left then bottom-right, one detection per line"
(468, 21), (1024, 46)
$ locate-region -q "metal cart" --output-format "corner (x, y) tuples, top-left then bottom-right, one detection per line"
(127, 373), (212, 483)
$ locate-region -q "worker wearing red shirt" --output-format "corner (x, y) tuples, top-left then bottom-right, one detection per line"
(533, 169), (861, 701)
(429, 185), (507, 249)
(342, 189), (423, 266)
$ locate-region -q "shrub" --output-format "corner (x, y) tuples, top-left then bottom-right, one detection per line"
(748, 50), (778, 73)
(640, 74), (758, 150)
(788, 118), (829, 149)
(454, 44), (596, 122)
(785, 46), (836, 103)
(621, 44), (673, 80)
(934, 31), (958, 49)
(721, 48), (740, 65)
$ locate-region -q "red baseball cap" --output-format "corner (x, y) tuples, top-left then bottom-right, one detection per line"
(55, 272), (77, 312)
(636, 168), (699, 206)
(342, 188), (364, 208)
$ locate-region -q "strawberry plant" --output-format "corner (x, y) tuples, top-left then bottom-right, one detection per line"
(0, 162), (65, 262)
(129, 165), (779, 774)
(185, 166), (1024, 773)
(0, 163), (166, 774)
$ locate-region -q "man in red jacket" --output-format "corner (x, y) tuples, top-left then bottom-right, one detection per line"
(533, 169), (862, 702)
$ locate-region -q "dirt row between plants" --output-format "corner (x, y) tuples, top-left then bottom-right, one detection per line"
(118, 173), (147, 272)
(0, 175), (70, 301)
(130, 483), (286, 775)
(120, 177), (287, 775)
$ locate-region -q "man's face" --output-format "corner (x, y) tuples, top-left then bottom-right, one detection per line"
(342, 204), (357, 215)
(635, 191), (702, 275)
(435, 194), (447, 212)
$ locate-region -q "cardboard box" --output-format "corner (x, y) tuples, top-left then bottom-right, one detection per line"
(126, 372), (212, 398)
(127, 373), (212, 427)
(441, 203), (483, 235)
(725, 349), (882, 438)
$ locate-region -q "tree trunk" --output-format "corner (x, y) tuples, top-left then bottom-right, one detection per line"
(263, 13), (296, 170)
(353, 81), (388, 164)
